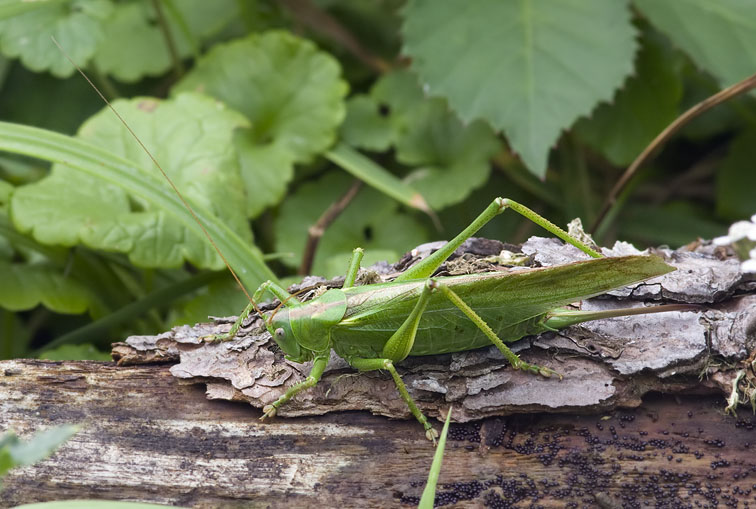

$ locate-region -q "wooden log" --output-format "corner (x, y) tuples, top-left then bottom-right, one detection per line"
(3, 359), (756, 507)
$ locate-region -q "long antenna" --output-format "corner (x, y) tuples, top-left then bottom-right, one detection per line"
(51, 36), (263, 317)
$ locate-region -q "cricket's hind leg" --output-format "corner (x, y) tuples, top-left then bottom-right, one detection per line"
(431, 280), (562, 379)
(395, 198), (602, 283)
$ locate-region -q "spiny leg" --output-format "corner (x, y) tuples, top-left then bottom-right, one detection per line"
(204, 280), (295, 343)
(349, 356), (439, 444)
(396, 198), (602, 283)
(261, 353), (329, 420)
(432, 280), (562, 379)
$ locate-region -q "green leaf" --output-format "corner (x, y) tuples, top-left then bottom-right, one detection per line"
(343, 71), (500, 210)
(716, 130), (756, 221)
(574, 35), (683, 166)
(373, 71), (501, 209)
(10, 93), (253, 269)
(634, 0), (756, 88)
(92, 0), (238, 82)
(0, 179), (11, 204)
(0, 100), (277, 291)
(39, 343), (110, 361)
(91, 2), (175, 82)
(0, 260), (92, 313)
(275, 171), (428, 277)
(0, 0), (66, 20)
(401, 0), (638, 176)
(174, 31), (348, 217)
(419, 407), (453, 509)
(0, 0), (113, 77)
(339, 95), (393, 151)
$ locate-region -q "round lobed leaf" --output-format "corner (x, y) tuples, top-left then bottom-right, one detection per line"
(366, 71), (501, 209)
(274, 171), (428, 278)
(10, 93), (252, 270)
(92, 0), (239, 82)
(0, 0), (112, 77)
(174, 31), (348, 217)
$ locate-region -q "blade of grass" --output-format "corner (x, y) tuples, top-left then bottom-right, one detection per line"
(419, 406), (453, 509)
(0, 121), (277, 290)
(35, 271), (222, 353)
(326, 142), (438, 226)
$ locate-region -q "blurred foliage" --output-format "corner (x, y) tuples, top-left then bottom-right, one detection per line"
(0, 0), (753, 360)
(1, 425), (78, 489)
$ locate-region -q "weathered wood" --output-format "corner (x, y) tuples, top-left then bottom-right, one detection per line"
(3, 359), (756, 507)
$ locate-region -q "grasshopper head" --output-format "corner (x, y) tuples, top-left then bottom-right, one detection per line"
(266, 307), (305, 362)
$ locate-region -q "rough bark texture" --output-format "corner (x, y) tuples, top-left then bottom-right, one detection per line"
(2, 236), (755, 507)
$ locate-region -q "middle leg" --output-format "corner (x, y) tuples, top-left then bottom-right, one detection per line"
(348, 356), (439, 443)
(431, 280), (561, 379)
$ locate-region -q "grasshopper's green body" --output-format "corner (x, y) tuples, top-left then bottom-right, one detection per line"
(276, 255), (671, 360)
(214, 198), (679, 442)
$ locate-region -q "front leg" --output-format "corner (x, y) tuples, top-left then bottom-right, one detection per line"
(203, 280), (295, 343)
(261, 353), (329, 420)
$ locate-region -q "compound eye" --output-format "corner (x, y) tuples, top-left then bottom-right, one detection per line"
(274, 328), (285, 339)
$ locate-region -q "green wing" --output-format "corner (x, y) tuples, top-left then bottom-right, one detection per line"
(332, 255), (673, 357)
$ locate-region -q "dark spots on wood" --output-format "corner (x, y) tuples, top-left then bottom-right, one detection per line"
(391, 395), (756, 506)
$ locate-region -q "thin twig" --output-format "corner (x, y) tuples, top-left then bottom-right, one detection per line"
(152, 0), (185, 79)
(279, 0), (391, 73)
(590, 71), (756, 235)
(299, 179), (363, 275)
